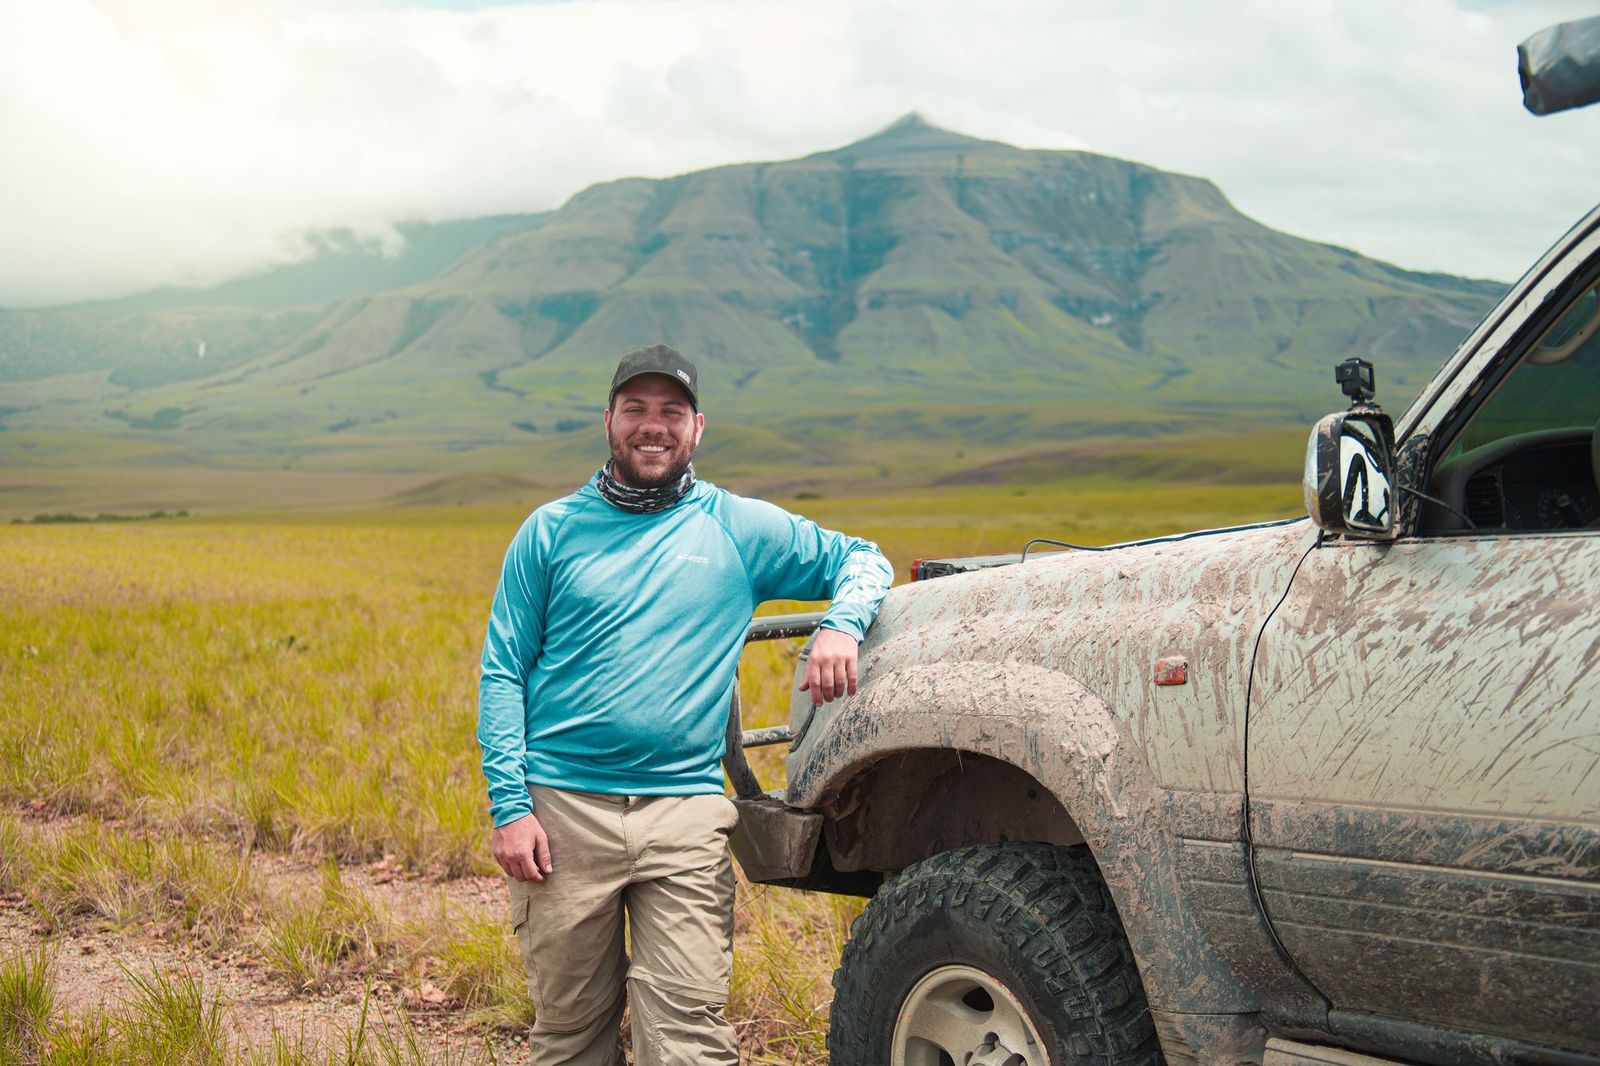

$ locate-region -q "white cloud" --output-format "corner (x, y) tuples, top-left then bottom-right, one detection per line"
(0, 0), (1595, 306)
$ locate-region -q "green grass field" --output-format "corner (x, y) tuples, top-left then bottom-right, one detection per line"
(0, 473), (1304, 1062)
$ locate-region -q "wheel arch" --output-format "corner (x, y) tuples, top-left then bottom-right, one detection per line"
(818, 746), (1089, 875)
(787, 660), (1158, 868)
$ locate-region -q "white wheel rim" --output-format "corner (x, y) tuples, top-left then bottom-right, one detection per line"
(890, 964), (1049, 1066)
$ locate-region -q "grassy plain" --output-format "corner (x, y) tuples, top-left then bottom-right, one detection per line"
(0, 469), (1304, 1062)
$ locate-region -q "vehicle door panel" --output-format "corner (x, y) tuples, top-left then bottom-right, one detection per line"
(1247, 531), (1600, 1053)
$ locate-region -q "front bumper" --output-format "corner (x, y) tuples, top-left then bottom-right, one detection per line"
(729, 792), (822, 883)
(730, 791), (882, 897)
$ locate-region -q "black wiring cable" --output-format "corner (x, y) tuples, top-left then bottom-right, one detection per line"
(1020, 515), (1308, 563)
(1020, 536), (1114, 559)
(1020, 512), (1330, 1001)
(1238, 530), (1334, 1011)
(1399, 483), (1478, 530)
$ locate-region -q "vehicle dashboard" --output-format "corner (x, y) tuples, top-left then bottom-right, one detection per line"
(1428, 428), (1600, 531)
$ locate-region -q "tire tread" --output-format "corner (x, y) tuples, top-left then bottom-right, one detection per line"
(828, 843), (1163, 1065)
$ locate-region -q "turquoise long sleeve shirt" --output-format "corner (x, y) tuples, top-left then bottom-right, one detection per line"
(477, 474), (893, 827)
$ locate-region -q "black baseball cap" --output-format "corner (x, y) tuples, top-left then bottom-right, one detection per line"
(609, 344), (699, 409)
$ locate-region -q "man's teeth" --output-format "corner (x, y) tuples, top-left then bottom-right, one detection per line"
(638, 445), (667, 453)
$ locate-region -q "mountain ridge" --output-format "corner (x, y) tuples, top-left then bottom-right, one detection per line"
(0, 116), (1507, 487)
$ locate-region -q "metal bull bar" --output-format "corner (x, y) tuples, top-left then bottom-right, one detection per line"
(722, 611), (823, 800)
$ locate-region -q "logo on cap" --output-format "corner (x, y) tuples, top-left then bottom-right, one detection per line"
(609, 344), (699, 408)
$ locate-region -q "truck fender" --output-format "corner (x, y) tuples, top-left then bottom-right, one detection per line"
(787, 658), (1259, 1015)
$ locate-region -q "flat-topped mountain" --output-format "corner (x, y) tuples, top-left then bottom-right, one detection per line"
(0, 116), (1504, 482)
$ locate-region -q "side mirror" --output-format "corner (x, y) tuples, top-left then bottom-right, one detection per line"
(1304, 410), (1397, 539)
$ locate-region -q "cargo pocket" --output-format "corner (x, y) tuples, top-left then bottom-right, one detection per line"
(507, 890), (540, 1011)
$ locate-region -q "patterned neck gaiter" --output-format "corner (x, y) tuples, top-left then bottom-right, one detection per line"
(595, 462), (696, 514)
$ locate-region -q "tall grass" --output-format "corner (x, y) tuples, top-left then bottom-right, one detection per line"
(258, 862), (391, 993)
(0, 484), (1300, 869)
(416, 906), (531, 1030)
(2, 814), (530, 1048)
(119, 966), (228, 1064)
(0, 480), (1301, 1058)
(731, 876), (861, 1063)
(0, 948), (493, 1066)
(0, 520), (496, 874)
(0, 947), (55, 1063)
(17, 817), (256, 945)
(0, 816), (22, 895)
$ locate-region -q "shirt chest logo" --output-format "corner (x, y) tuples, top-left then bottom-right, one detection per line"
(675, 553), (710, 565)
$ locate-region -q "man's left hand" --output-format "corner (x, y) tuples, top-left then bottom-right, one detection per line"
(800, 627), (860, 706)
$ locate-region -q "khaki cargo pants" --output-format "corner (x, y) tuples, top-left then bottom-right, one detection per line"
(506, 785), (740, 1066)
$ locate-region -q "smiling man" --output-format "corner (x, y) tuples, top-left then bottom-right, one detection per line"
(477, 344), (892, 1065)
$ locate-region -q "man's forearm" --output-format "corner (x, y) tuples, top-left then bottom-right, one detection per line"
(477, 676), (531, 825)
(819, 546), (894, 639)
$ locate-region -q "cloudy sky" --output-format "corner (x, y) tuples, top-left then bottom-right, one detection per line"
(1, 0), (1596, 308)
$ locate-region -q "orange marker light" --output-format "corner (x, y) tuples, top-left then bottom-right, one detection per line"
(1153, 656), (1188, 686)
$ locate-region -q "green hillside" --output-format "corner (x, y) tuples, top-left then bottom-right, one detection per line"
(0, 115), (1505, 506)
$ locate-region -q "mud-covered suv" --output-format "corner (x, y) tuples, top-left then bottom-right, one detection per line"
(727, 21), (1600, 1066)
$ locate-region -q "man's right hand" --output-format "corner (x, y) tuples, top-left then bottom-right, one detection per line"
(493, 813), (553, 882)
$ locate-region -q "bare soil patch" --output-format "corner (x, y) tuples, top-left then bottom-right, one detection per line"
(0, 840), (527, 1064)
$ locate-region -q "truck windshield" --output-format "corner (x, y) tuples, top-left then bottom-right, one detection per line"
(1443, 284), (1600, 457)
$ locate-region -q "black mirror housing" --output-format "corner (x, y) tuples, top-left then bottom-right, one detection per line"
(1304, 410), (1398, 539)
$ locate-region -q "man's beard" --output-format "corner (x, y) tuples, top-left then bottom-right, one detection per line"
(606, 427), (696, 489)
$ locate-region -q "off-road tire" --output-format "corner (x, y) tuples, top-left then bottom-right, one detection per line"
(828, 843), (1162, 1066)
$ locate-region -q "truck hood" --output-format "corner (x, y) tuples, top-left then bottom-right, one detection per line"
(786, 516), (1318, 805)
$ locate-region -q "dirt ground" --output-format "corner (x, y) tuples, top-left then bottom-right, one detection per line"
(0, 846), (532, 1064)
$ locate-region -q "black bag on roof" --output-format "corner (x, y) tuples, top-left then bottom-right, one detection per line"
(1519, 15), (1600, 115)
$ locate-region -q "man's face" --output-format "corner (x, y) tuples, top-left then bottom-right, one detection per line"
(604, 374), (704, 488)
